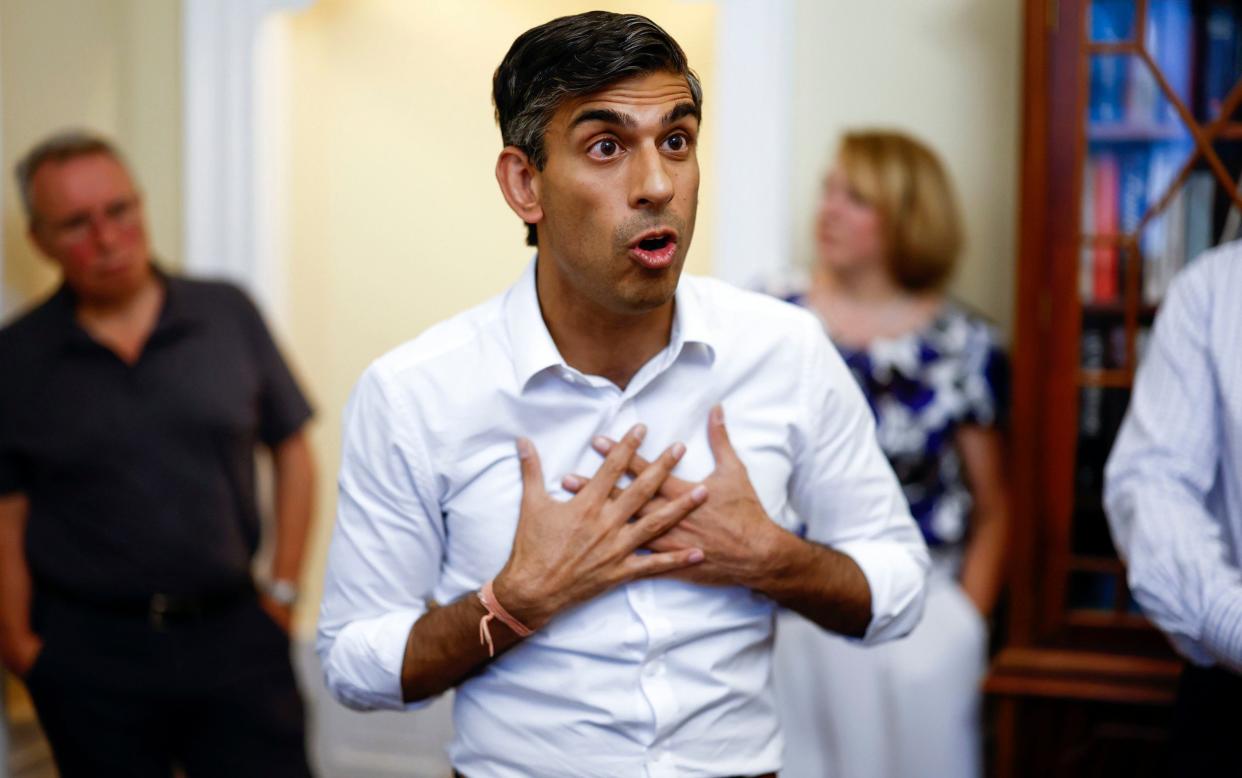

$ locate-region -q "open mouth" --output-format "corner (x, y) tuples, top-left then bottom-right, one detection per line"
(628, 230), (679, 269)
(639, 234), (672, 252)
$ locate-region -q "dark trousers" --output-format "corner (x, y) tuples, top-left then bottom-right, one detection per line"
(24, 590), (312, 778)
(1170, 663), (1242, 778)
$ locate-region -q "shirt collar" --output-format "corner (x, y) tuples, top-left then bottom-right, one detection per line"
(503, 257), (718, 390)
(50, 262), (198, 353)
(504, 258), (567, 388)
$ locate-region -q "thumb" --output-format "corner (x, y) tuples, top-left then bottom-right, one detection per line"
(516, 437), (547, 503)
(707, 405), (739, 469)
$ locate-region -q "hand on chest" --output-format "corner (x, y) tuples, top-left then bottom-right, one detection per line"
(439, 400), (799, 576)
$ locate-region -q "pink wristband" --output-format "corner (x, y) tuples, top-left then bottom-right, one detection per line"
(477, 579), (534, 657)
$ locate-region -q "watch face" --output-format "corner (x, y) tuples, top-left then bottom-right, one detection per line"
(267, 580), (299, 606)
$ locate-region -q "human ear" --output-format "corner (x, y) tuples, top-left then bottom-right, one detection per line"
(28, 221), (56, 262)
(495, 146), (543, 227)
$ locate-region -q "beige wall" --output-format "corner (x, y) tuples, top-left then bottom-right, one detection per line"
(0, 0), (182, 315)
(0, 0), (1023, 634)
(280, 0), (719, 630)
(790, 0), (1022, 335)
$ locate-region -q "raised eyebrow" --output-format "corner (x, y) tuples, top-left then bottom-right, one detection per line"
(570, 108), (635, 131)
(662, 102), (701, 126)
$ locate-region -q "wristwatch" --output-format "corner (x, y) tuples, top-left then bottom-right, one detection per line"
(262, 578), (300, 607)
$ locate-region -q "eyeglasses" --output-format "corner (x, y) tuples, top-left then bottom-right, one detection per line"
(40, 196), (142, 245)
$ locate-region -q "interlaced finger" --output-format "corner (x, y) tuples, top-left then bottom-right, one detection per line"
(620, 546), (704, 582)
(622, 483), (707, 548)
(561, 475), (668, 519)
(608, 442), (685, 521)
(591, 436), (695, 497)
(576, 424), (646, 506)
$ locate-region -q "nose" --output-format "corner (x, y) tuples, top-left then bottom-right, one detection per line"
(90, 214), (122, 249)
(629, 145), (675, 210)
(818, 188), (846, 222)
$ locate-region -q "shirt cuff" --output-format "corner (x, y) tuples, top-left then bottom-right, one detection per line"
(835, 539), (929, 645)
(322, 608), (424, 711)
(1201, 588), (1242, 674)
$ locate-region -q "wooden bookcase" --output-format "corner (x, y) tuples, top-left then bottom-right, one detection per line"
(987, 1), (1242, 775)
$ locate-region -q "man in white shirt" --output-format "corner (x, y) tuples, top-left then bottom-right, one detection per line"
(317, 11), (929, 778)
(1105, 243), (1242, 777)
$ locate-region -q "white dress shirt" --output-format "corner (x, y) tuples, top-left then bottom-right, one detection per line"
(1106, 243), (1242, 673)
(317, 260), (929, 778)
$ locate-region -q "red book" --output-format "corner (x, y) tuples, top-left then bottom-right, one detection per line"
(1093, 154), (1121, 302)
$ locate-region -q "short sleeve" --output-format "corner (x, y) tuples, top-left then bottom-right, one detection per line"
(0, 345), (25, 495)
(232, 289), (314, 445)
(0, 423), (20, 496)
(960, 319), (1010, 430)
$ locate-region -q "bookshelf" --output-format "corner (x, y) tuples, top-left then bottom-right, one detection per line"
(987, 0), (1242, 775)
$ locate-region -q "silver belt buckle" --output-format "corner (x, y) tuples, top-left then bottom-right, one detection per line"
(150, 593), (169, 629)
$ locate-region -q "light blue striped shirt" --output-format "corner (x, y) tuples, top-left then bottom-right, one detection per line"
(1105, 242), (1242, 672)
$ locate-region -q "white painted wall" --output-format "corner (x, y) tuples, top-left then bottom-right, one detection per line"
(0, 0), (182, 319)
(789, 0), (1022, 334)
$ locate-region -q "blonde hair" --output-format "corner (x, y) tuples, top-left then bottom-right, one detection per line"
(836, 130), (963, 291)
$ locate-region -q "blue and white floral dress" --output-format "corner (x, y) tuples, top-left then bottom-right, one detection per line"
(773, 296), (1008, 778)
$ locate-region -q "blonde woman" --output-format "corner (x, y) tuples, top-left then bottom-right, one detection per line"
(772, 130), (1010, 778)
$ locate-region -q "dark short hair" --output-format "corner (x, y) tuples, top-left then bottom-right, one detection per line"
(15, 129), (128, 224)
(493, 11), (703, 246)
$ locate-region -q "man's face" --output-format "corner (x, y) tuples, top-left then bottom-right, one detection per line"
(28, 153), (152, 302)
(533, 70), (700, 316)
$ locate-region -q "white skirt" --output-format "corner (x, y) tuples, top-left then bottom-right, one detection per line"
(772, 570), (988, 778)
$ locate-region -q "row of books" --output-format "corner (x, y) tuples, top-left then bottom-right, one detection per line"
(1080, 144), (1215, 304)
(1074, 383), (1129, 511)
(1080, 320), (1152, 371)
(1090, 0), (1241, 126)
(1074, 322), (1146, 562)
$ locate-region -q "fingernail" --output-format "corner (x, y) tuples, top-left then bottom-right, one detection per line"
(563, 475), (583, 490)
(671, 442), (686, 460)
(593, 436), (613, 453)
(688, 549), (705, 563)
(631, 423), (647, 442)
(690, 484), (708, 502)
(710, 405), (724, 425)
(516, 438), (533, 459)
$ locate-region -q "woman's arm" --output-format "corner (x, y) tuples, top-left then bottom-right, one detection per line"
(956, 425), (1010, 616)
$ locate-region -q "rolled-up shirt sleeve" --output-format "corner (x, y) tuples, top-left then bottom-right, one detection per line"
(787, 318), (930, 644)
(1105, 264), (1242, 672)
(317, 365), (446, 710)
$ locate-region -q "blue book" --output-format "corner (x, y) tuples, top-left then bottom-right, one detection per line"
(1183, 171), (1215, 263)
(1119, 149), (1150, 233)
(1090, 0), (1132, 122)
(1150, 0), (1193, 125)
(1092, 55), (1128, 122)
(1090, 0), (1134, 42)
(1203, 3), (1239, 120)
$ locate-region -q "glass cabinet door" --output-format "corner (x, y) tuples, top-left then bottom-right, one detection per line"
(1070, 0), (1242, 625)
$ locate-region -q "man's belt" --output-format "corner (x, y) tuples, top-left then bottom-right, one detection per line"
(36, 578), (256, 628)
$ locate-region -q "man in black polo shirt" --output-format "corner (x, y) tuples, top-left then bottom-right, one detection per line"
(0, 130), (315, 777)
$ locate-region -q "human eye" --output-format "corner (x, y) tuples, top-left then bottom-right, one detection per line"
(106, 199), (134, 221)
(56, 215), (90, 237)
(587, 137), (623, 160)
(662, 132), (692, 154)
